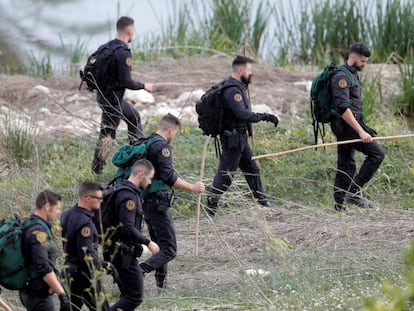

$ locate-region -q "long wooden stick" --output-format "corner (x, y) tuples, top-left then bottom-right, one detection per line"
(0, 298), (12, 311)
(252, 133), (414, 160)
(244, 46), (256, 155)
(195, 136), (210, 256)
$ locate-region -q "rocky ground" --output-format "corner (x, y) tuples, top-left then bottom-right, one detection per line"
(0, 56), (401, 139)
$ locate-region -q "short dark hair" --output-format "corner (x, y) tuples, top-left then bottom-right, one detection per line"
(78, 181), (104, 198)
(35, 190), (61, 210)
(349, 42), (371, 57)
(130, 159), (154, 176)
(158, 113), (181, 130)
(232, 55), (255, 69)
(116, 16), (134, 32)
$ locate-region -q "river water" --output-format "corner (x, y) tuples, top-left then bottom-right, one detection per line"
(2, 0), (333, 71)
(0, 0), (398, 72)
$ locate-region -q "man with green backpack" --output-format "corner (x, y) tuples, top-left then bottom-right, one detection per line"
(18, 190), (70, 311)
(330, 43), (385, 211)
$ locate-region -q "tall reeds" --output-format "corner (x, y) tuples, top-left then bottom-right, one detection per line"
(134, 0), (269, 59)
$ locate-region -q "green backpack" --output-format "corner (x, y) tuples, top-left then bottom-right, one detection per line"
(310, 62), (355, 144)
(111, 136), (171, 197)
(0, 216), (51, 290)
(112, 136), (164, 183)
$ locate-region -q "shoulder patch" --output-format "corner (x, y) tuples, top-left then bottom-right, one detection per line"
(338, 79), (348, 88)
(126, 200), (136, 211)
(35, 231), (48, 244)
(162, 148), (171, 157)
(125, 57), (132, 66)
(234, 93), (242, 102)
(81, 226), (91, 238)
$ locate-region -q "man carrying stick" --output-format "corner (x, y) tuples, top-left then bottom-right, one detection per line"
(330, 43), (385, 211)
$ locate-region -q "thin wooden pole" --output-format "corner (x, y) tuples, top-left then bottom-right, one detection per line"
(195, 136), (210, 256)
(0, 298), (12, 311)
(252, 134), (414, 160)
(244, 46), (255, 155)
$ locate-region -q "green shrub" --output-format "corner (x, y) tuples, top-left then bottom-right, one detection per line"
(0, 114), (38, 168)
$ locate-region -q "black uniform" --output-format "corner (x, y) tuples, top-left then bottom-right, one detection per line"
(61, 205), (110, 311)
(139, 133), (178, 289)
(19, 215), (56, 311)
(106, 180), (150, 311)
(330, 63), (385, 207)
(92, 38), (145, 173)
(206, 77), (272, 215)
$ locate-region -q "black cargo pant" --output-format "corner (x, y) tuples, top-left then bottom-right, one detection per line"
(66, 266), (110, 311)
(19, 278), (55, 311)
(92, 92), (143, 167)
(331, 119), (385, 204)
(110, 249), (144, 311)
(140, 195), (177, 289)
(207, 129), (266, 214)
(19, 290), (54, 311)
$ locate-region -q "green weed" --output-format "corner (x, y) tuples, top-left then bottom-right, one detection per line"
(0, 113), (38, 169)
(27, 51), (53, 78)
(390, 53), (414, 115)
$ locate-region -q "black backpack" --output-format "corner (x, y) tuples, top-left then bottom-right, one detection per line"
(310, 62), (355, 144)
(93, 184), (137, 243)
(195, 80), (240, 137)
(79, 43), (125, 92)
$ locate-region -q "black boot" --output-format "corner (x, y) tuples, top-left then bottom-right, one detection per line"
(345, 192), (375, 209)
(92, 137), (110, 174)
(206, 194), (220, 217)
(346, 183), (375, 209)
(92, 160), (105, 174)
(334, 201), (346, 211)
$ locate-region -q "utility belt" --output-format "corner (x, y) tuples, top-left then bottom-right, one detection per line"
(119, 242), (143, 269)
(333, 115), (377, 137)
(121, 242), (143, 257)
(222, 128), (247, 149)
(145, 189), (174, 212)
(24, 278), (51, 297)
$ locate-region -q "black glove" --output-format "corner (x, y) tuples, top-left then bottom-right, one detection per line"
(59, 293), (70, 311)
(103, 261), (120, 284)
(262, 113), (279, 127)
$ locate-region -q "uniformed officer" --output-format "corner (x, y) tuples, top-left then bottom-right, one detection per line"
(106, 159), (160, 310)
(139, 114), (205, 290)
(92, 16), (154, 174)
(330, 43), (385, 211)
(61, 182), (113, 311)
(20, 190), (70, 311)
(206, 55), (280, 216)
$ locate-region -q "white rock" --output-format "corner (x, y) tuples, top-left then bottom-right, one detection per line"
(0, 105), (9, 115)
(245, 268), (270, 277)
(176, 89), (205, 104)
(181, 106), (198, 123)
(154, 106), (181, 117)
(252, 103), (273, 114)
(293, 80), (312, 92)
(124, 89), (155, 104)
(39, 107), (50, 113)
(32, 85), (50, 95)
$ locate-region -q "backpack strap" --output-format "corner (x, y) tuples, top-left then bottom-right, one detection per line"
(144, 136), (165, 149)
(23, 218), (52, 238)
(337, 66), (357, 107)
(337, 66), (356, 88)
